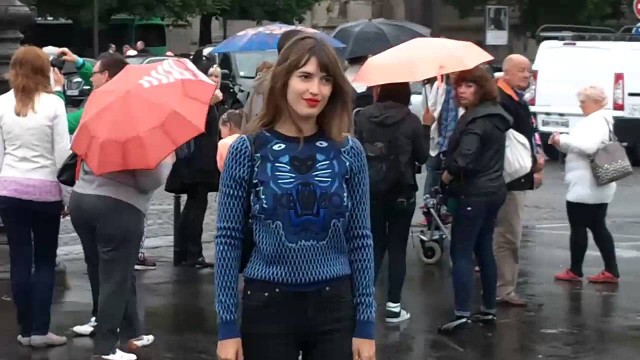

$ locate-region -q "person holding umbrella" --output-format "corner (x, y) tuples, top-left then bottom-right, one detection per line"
(68, 54), (164, 360)
(215, 34), (376, 360)
(68, 56), (216, 360)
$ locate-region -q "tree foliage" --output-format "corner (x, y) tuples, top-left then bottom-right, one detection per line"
(30, 0), (231, 25)
(228, 0), (322, 24)
(445, 0), (626, 33)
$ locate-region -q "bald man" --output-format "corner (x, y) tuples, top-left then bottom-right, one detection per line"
(494, 54), (543, 306)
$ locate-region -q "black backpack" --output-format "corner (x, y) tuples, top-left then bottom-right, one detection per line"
(357, 120), (403, 194)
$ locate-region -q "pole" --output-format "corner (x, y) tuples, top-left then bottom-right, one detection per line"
(173, 194), (182, 266)
(0, 0), (34, 95)
(93, 0), (99, 58)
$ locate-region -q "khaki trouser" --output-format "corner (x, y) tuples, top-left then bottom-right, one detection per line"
(493, 191), (526, 298)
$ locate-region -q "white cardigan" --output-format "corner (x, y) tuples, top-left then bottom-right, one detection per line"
(0, 90), (70, 181)
(557, 109), (616, 204)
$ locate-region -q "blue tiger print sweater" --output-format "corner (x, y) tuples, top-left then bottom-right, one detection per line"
(214, 129), (376, 341)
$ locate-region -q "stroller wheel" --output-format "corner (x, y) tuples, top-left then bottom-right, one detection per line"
(418, 240), (442, 265)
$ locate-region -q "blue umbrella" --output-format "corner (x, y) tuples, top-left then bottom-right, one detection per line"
(210, 24), (346, 54)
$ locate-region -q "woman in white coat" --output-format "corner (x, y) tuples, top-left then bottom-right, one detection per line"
(549, 85), (619, 284)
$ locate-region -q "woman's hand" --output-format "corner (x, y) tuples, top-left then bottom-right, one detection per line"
(534, 152), (546, 172)
(422, 108), (436, 126)
(352, 338), (375, 360)
(216, 338), (243, 360)
(53, 68), (65, 89)
(57, 47), (79, 63)
(441, 170), (453, 185)
(548, 132), (561, 148)
(211, 89), (224, 105)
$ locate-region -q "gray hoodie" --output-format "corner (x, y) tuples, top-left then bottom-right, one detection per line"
(73, 159), (173, 214)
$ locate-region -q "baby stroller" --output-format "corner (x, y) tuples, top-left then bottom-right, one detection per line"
(411, 185), (452, 265)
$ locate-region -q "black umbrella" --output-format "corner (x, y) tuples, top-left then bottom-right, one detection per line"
(332, 18), (431, 60)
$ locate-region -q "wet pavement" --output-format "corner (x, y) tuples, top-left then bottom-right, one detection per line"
(1, 162), (640, 359)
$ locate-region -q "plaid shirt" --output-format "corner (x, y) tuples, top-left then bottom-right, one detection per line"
(437, 85), (459, 153)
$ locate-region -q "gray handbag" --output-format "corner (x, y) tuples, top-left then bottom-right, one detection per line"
(590, 118), (633, 186)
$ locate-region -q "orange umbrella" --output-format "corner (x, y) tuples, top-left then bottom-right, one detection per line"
(353, 37), (494, 86)
(72, 58), (216, 175)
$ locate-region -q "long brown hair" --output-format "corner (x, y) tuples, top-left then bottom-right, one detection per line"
(453, 65), (499, 109)
(8, 46), (53, 117)
(245, 34), (353, 143)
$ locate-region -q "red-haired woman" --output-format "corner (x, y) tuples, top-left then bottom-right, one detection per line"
(438, 66), (511, 333)
(0, 46), (70, 347)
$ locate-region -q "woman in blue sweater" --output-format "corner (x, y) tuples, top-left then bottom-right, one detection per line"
(214, 34), (376, 360)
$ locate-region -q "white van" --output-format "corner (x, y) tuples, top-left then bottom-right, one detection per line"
(530, 38), (640, 159)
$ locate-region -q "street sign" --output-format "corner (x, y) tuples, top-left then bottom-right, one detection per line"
(485, 5), (509, 45)
(634, 0), (640, 19)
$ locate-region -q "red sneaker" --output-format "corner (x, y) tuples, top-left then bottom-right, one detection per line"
(587, 270), (619, 284)
(554, 269), (582, 282)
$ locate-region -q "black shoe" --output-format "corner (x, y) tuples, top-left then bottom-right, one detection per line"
(471, 311), (496, 324)
(184, 257), (214, 268)
(438, 316), (470, 334)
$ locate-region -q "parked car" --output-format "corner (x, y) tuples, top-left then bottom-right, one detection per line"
(64, 57), (96, 107)
(125, 55), (173, 65)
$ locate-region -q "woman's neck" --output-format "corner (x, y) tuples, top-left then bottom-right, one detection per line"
(274, 116), (318, 137)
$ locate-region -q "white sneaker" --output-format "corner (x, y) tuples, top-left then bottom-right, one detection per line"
(72, 317), (97, 336)
(96, 349), (137, 360)
(127, 335), (154, 351)
(30, 332), (67, 348)
(17, 335), (30, 346)
(385, 302), (411, 323)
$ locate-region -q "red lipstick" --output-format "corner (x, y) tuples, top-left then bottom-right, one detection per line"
(303, 98), (320, 107)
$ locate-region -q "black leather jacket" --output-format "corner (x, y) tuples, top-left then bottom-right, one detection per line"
(445, 102), (512, 199)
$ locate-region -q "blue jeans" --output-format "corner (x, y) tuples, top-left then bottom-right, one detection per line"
(449, 193), (506, 316)
(0, 196), (62, 337)
(422, 155), (442, 203)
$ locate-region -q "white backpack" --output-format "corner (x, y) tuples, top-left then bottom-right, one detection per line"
(503, 129), (532, 183)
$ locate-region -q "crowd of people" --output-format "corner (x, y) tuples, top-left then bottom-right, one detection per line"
(0, 27), (623, 360)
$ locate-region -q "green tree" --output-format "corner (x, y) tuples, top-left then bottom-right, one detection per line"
(225, 0), (321, 24)
(31, 0), (231, 25)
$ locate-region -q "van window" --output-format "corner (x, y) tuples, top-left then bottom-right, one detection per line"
(234, 51), (277, 79)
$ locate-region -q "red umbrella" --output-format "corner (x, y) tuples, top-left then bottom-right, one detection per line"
(72, 58), (216, 175)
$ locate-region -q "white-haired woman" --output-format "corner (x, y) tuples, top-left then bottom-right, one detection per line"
(549, 86), (619, 284)
(208, 65), (221, 84)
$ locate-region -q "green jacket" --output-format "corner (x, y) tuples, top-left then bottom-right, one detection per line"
(54, 59), (94, 135)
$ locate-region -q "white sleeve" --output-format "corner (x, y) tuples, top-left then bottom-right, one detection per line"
(52, 96), (71, 170)
(0, 116), (4, 171)
(558, 116), (608, 156)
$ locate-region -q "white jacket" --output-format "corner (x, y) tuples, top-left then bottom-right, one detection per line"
(558, 109), (616, 204)
(0, 90), (70, 181)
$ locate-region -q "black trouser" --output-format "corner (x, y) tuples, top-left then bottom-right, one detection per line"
(176, 185), (209, 263)
(0, 196), (62, 337)
(566, 201), (619, 278)
(69, 192), (144, 355)
(371, 194), (415, 304)
(241, 277), (354, 360)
